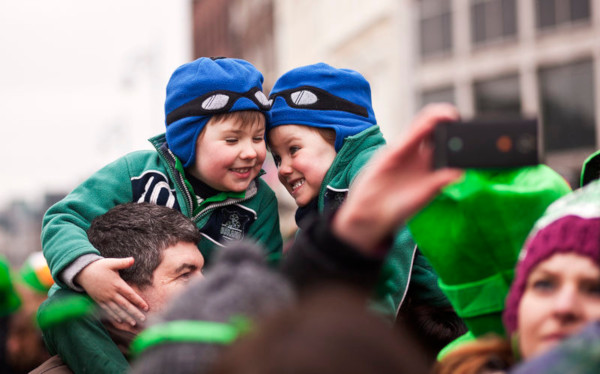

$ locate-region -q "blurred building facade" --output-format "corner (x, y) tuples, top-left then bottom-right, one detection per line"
(191, 0), (599, 236)
(0, 193), (63, 267)
(414, 0), (598, 186)
(273, 0), (598, 188)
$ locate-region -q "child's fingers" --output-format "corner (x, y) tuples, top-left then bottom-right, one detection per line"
(99, 302), (122, 324)
(106, 257), (135, 270)
(118, 283), (149, 312)
(104, 300), (134, 326)
(114, 293), (146, 325)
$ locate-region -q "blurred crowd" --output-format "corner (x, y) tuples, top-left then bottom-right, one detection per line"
(3, 56), (600, 374)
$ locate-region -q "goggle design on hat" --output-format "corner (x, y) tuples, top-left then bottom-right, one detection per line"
(269, 85), (368, 118)
(166, 87), (271, 126)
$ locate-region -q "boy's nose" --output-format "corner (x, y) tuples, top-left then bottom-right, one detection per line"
(277, 159), (292, 176)
(240, 143), (258, 159)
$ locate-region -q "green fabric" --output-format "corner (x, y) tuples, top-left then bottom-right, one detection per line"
(130, 317), (251, 357)
(438, 270), (514, 336)
(38, 288), (130, 374)
(408, 166), (571, 336)
(0, 256), (20, 316)
(317, 126), (449, 318)
(437, 330), (477, 361)
(438, 270), (514, 319)
(37, 292), (95, 330)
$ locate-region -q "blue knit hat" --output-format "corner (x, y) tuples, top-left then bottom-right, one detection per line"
(268, 63), (377, 152)
(165, 57), (271, 168)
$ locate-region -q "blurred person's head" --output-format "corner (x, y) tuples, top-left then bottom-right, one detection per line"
(87, 202), (204, 315)
(0, 255), (21, 372)
(434, 335), (514, 374)
(210, 286), (430, 374)
(6, 252), (53, 372)
(267, 62), (376, 207)
(164, 57), (271, 193)
(504, 180), (600, 359)
(129, 242), (295, 374)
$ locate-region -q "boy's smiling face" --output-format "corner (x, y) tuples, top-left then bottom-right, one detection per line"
(269, 125), (337, 207)
(188, 115), (266, 192)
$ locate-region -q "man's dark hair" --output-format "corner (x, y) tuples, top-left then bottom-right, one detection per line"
(129, 242), (295, 374)
(87, 202), (201, 289)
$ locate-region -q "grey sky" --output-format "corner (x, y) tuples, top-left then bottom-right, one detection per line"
(0, 0), (191, 207)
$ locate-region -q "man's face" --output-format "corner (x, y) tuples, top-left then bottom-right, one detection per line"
(134, 241), (205, 315)
(188, 116), (267, 192)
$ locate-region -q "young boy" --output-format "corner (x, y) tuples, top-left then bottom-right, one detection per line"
(41, 57), (281, 327)
(267, 62), (452, 320)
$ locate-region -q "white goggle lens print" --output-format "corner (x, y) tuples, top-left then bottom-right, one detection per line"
(201, 94), (230, 111)
(254, 91), (271, 108)
(290, 90), (318, 106)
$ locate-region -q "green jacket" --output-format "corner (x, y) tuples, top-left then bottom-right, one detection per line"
(42, 133), (282, 289)
(37, 289), (134, 374)
(39, 134), (282, 373)
(315, 126), (449, 319)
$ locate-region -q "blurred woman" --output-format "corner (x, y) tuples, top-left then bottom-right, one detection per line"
(436, 180), (600, 373)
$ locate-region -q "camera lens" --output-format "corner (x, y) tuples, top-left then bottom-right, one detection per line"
(516, 134), (536, 154)
(448, 136), (463, 152)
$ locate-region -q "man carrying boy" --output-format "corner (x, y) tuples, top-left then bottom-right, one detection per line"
(38, 57), (281, 373)
(267, 63), (454, 322)
(34, 202), (205, 373)
(41, 57), (281, 326)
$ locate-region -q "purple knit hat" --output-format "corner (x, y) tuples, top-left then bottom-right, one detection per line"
(503, 180), (600, 334)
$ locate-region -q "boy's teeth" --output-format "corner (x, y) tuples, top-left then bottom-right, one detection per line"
(292, 179), (305, 189)
(233, 168), (250, 173)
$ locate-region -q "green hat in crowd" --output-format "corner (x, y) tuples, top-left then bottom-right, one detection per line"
(408, 165), (571, 338)
(0, 255), (21, 317)
(580, 149), (600, 187)
(18, 251), (54, 294)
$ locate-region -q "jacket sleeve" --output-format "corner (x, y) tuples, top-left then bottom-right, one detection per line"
(41, 155), (135, 288)
(249, 181), (283, 265)
(281, 210), (385, 295)
(38, 289), (130, 374)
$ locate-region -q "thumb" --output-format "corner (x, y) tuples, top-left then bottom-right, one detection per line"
(106, 257), (135, 270)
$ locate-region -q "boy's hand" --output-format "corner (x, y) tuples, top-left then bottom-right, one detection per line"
(75, 257), (149, 326)
(333, 103), (464, 254)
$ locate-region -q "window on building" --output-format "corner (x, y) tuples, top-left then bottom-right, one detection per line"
(538, 59), (595, 152)
(420, 86), (455, 107)
(419, 0), (452, 58)
(471, 0), (517, 45)
(536, 0), (590, 30)
(474, 74), (521, 119)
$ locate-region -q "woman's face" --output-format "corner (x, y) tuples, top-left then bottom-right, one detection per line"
(518, 253), (600, 359)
